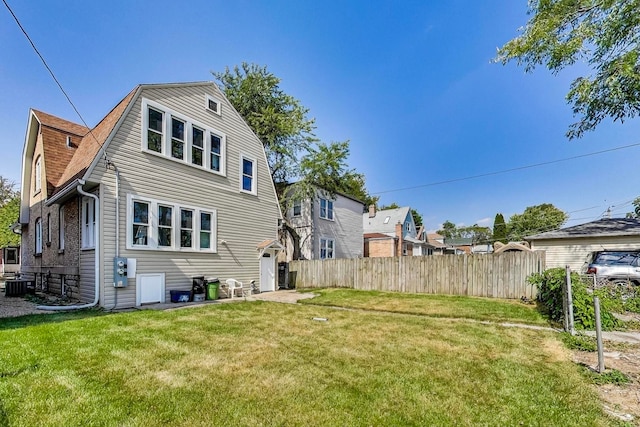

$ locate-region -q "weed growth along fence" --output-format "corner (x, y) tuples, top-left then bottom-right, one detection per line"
(289, 252), (546, 299)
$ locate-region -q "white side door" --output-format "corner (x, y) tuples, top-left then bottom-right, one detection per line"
(259, 253), (276, 292)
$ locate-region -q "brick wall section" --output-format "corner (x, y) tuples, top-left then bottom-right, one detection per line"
(367, 239), (396, 257)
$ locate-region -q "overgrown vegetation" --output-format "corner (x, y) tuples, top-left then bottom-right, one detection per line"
(581, 367), (630, 386)
(528, 268), (626, 330)
(560, 333), (597, 352)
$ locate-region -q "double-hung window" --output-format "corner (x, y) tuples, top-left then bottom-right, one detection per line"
(171, 118), (185, 160)
(180, 209), (194, 248)
(192, 127), (204, 167)
(133, 200), (150, 246)
(293, 200), (301, 217)
(147, 107), (164, 153)
(200, 212), (212, 249)
(142, 99), (226, 175)
(128, 195), (217, 252)
(319, 198), (334, 220)
(35, 217), (42, 254)
(158, 205), (173, 247)
(320, 238), (335, 259)
(240, 155), (256, 194)
(210, 134), (222, 172)
(82, 197), (96, 249)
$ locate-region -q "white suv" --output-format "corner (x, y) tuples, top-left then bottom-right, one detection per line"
(586, 251), (640, 286)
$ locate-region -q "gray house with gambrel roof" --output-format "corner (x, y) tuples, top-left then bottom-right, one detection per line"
(527, 218), (640, 271)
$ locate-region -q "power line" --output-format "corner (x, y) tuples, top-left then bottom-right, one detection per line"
(371, 142), (640, 195)
(2, 0), (105, 157)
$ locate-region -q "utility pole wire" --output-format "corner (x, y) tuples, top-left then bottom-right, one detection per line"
(2, 0), (105, 157)
(372, 142), (640, 195)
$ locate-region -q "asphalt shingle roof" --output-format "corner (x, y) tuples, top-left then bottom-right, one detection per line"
(363, 207), (410, 234)
(527, 218), (640, 240)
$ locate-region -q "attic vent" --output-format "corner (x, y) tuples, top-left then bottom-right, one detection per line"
(384, 216), (391, 224)
(205, 94), (221, 115)
(66, 136), (72, 147)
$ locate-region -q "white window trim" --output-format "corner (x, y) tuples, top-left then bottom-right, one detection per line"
(239, 154), (257, 195)
(320, 238), (335, 260)
(205, 94), (221, 116)
(81, 197), (96, 249)
(141, 98), (227, 177)
(319, 198), (334, 221)
(35, 217), (42, 254)
(34, 156), (42, 194)
(126, 194), (217, 253)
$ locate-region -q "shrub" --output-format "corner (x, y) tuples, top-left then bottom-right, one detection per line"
(528, 268), (621, 330)
(560, 333), (596, 352)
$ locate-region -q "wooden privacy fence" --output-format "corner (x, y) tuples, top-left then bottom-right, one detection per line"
(289, 251), (546, 299)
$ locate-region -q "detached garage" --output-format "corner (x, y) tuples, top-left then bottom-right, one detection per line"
(527, 218), (640, 272)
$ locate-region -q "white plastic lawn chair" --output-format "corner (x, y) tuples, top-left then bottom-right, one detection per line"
(225, 278), (251, 298)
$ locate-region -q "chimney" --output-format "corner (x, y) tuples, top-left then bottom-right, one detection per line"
(368, 204), (376, 218)
(395, 221), (404, 256)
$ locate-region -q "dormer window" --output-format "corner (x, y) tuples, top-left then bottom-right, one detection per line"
(205, 94), (221, 115)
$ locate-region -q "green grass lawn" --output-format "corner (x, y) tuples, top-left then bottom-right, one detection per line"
(300, 288), (551, 326)
(0, 296), (612, 426)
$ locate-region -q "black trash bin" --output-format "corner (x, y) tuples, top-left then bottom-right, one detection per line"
(192, 276), (205, 302)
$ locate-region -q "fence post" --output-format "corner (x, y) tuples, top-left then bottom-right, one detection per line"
(565, 265), (575, 336)
(594, 296), (605, 373)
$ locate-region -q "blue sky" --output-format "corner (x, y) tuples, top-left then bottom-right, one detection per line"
(2, 1), (639, 233)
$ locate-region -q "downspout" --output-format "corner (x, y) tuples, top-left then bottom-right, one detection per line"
(37, 180), (100, 311)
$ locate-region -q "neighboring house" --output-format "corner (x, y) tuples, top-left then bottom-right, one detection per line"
(283, 188), (364, 260)
(426, 233), (447, 255)
(1, 245), (20, 276)
(18, 82), (282, 308)
(443, 237), (473, 254)
(363, 205), (431, 257)
(527, 218), (640, 272)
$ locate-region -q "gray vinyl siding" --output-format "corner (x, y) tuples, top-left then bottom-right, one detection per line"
(313, 193), (364, 259)
(287, 199), (314, 260)
(86, 84), (281, 308)
(530, 235), (640, 272)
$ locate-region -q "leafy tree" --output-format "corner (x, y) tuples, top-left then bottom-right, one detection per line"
(507, 203), (568, 241)
(0, 195), (20, 247)
(0, 176), (17, 207)
(459, 225), (492, 244)
(216, 63), (377, 259)
(493, 213), (507, 243)
(213, 62), (316, 184)
(410, 209), (423, 228)
(496, 1), (640, 138)
(626, 197), (640, 218)
(437, 220), (458, 239)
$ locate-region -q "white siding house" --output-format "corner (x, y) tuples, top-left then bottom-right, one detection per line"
(284, 189), (364, 260)
(19, 82), (282, 308)
(527, 218), (640, 272)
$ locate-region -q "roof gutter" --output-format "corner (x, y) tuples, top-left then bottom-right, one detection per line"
(45, 178), (82, 207)
(38, 180), (100, 311)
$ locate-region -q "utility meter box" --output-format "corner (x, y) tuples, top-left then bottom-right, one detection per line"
(113, 257), (128, 287)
